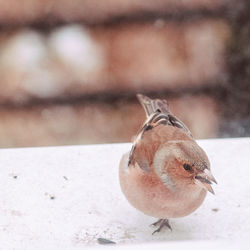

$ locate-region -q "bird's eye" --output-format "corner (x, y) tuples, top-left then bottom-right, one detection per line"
(183, 163), (192, 171)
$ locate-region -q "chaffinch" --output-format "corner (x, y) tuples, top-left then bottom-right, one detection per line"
(119, 94), (217, 234)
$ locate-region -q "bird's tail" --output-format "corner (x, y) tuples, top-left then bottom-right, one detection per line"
(136, 94), (170, 118)
(136, 93), (193, 138)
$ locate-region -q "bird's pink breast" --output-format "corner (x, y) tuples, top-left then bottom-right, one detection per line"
(119, 155), (207, 218)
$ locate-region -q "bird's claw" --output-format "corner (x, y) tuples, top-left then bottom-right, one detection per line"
(151, 219), (172, 234)
(150, 219), (162, 227)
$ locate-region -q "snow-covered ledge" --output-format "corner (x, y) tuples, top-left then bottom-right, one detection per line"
(0, 138), (250, 249)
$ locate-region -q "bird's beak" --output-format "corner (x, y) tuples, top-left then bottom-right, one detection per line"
(194, 169), (217, 195)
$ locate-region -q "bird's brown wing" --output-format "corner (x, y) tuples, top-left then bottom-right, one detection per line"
(128, 94), (193, 168)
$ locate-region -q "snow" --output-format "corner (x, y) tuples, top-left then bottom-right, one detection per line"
(0, 138), (250, 249)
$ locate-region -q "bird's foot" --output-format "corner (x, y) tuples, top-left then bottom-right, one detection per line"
(151, 219), (172, 235)
(150, 219), (163, 227)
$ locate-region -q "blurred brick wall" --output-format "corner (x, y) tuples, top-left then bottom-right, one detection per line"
(0, 0), (249, 147)
(0, 0), (226, 24)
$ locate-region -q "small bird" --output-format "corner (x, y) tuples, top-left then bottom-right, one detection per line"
(119, 94), (217, 234)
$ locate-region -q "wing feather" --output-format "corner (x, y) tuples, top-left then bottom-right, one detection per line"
(128, 94), (193, 167)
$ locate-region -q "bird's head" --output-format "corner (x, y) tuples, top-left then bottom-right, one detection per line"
(153, 140), (217, 194)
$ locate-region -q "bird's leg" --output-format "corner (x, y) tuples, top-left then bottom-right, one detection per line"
(152, 219), (172, 234)
(151, 219), (163, 227)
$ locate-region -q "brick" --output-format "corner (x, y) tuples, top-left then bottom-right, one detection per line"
(0, 0), (226, 25)
(0, 20), (230, 102)
(0, 95), (218, 148)
(93, 20), (230, 91)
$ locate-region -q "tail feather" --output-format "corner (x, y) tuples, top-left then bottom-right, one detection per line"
(136, 94), (193, 138)
(136, 94), (170, 118)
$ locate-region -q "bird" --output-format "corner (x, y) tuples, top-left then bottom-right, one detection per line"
(119, 94), (217, 234)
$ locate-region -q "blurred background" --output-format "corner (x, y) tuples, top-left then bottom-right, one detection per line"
(0, 0), (249, 148)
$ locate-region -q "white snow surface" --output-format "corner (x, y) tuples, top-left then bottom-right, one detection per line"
(0, 138), (250, 249)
